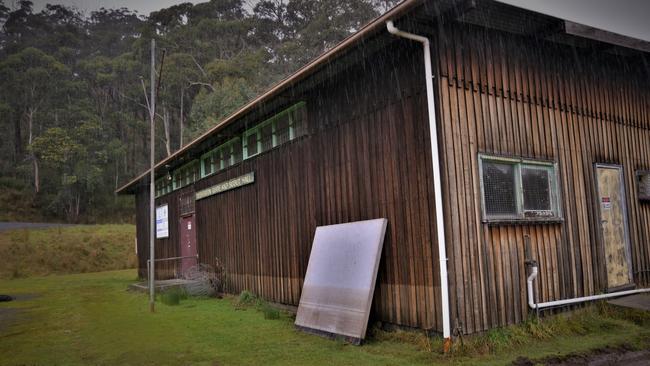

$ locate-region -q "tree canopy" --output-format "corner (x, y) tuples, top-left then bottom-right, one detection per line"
(0, 0), (399, 222)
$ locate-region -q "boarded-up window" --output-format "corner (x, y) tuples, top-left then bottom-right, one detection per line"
(480, 155), (560, 221)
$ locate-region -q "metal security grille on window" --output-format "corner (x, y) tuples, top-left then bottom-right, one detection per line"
(479, 154), (560, 221)
(179, 191), (195, 216)
(522, 167), (552, 216)
(482, 162), (517, 216)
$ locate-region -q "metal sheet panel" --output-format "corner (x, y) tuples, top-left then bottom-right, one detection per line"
(295, 219), (388, 342)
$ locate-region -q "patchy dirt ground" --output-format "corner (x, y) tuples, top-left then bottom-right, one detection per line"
(512, 344), (650, 365)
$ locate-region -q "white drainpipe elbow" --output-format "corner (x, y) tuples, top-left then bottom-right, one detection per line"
(527, 264), (539, 309)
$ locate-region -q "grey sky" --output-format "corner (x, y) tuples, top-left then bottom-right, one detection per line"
(22, 0), (650, 43)
(495, 0), (650, 42)
(28, 0), (204, 16)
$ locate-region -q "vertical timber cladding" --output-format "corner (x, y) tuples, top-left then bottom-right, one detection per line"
(436, 23), (650, 334)
(192, 36), (442, 331)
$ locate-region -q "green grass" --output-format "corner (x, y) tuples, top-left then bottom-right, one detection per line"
(0, 225), (136, 279)
(0, 270), (648, 366)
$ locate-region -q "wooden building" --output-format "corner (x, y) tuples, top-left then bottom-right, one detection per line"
(118, 0), (650, 335)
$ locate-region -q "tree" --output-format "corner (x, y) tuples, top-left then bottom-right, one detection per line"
(0, 0), (400, 222)
(0, 47), (70, 193)
(188, 77), (255, 140)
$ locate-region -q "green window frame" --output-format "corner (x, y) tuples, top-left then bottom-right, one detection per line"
(200, 137), (242, 178)
(243, 101), (306, 160)
(172, 160), (200, 190)
(154, 177), (173, 198)
(478, 154), (562, 222)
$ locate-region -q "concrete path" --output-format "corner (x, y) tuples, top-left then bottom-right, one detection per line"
(0, 222), (74, 231)
(608, 293), (650, 311)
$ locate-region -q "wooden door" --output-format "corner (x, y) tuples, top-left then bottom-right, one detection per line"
(179, 214), (197, 275)
(595, 165), (633, 289)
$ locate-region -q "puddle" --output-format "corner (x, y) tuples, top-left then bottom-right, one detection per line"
(0, 308), (21, 333)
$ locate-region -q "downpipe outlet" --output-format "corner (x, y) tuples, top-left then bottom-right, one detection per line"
(526, 262), (650, 311)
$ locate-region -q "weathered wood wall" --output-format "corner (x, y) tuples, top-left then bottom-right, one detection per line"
(136, 37), (444, 331)
(436, 23), (650, 334)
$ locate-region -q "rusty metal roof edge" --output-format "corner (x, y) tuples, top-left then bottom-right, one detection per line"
(116, 0), (423, 194)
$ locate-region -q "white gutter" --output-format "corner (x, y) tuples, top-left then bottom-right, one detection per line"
(386, 20), (452, 348)
(527, 263), (650, 310)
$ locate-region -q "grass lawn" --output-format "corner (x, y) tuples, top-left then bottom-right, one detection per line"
(1, 270), (649, 366)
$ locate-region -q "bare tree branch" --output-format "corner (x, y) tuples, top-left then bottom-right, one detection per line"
(188, 81), (215, 92)
(189, 54), (207, 77)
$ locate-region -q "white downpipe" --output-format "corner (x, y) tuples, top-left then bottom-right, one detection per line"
(527, 263), (650, 309)
(386, 20), (451, 343)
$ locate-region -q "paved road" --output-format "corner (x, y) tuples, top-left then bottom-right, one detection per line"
(0, 222), (74, 231)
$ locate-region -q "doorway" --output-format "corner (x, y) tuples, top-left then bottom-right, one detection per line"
(595, 164), (633, 290)
(178, 190), (197, 276)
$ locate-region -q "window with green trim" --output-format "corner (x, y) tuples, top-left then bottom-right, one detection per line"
(243, 102), (306, 159)
(155, 177), (173, 198)
(478, 154), (561, 222)
(172, 160), (200, 190)
(201, 138), (242, 178)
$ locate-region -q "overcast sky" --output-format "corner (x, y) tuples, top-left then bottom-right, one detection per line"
(495, 0), (650, 42)
(20, 0), (650, 43)
(28, 0), (204, 16)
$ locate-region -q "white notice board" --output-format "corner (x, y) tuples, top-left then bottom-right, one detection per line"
(155, 204), (169, 239)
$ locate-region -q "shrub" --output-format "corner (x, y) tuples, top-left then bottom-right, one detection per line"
(236, 290), (257, 307)
(262, 303), (280, 320)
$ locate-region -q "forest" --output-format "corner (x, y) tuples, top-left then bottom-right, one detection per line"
(0, 0), (398, 223)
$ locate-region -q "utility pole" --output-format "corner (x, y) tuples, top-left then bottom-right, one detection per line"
(148, 39), (156, 313)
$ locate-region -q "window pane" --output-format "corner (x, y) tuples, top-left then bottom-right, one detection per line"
(246, 133), (258, 156)
(222, 148), (232, 169)
(292, 105), (307, 137)
(275, 113), (291, 145)
(522, 166), (551, 212)
(482, 161), (517, 216)
(203, 156), (211, 176)
(174, 173), (181, 189)
(231, 140), (242, 164)
(260, 123), (273, 151)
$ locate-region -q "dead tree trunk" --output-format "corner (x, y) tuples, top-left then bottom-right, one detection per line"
(27, 108), (39, 194)
(179, 89), (184, 149)
(13, 109), (22, 162)
(163, 106), (172, 157)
